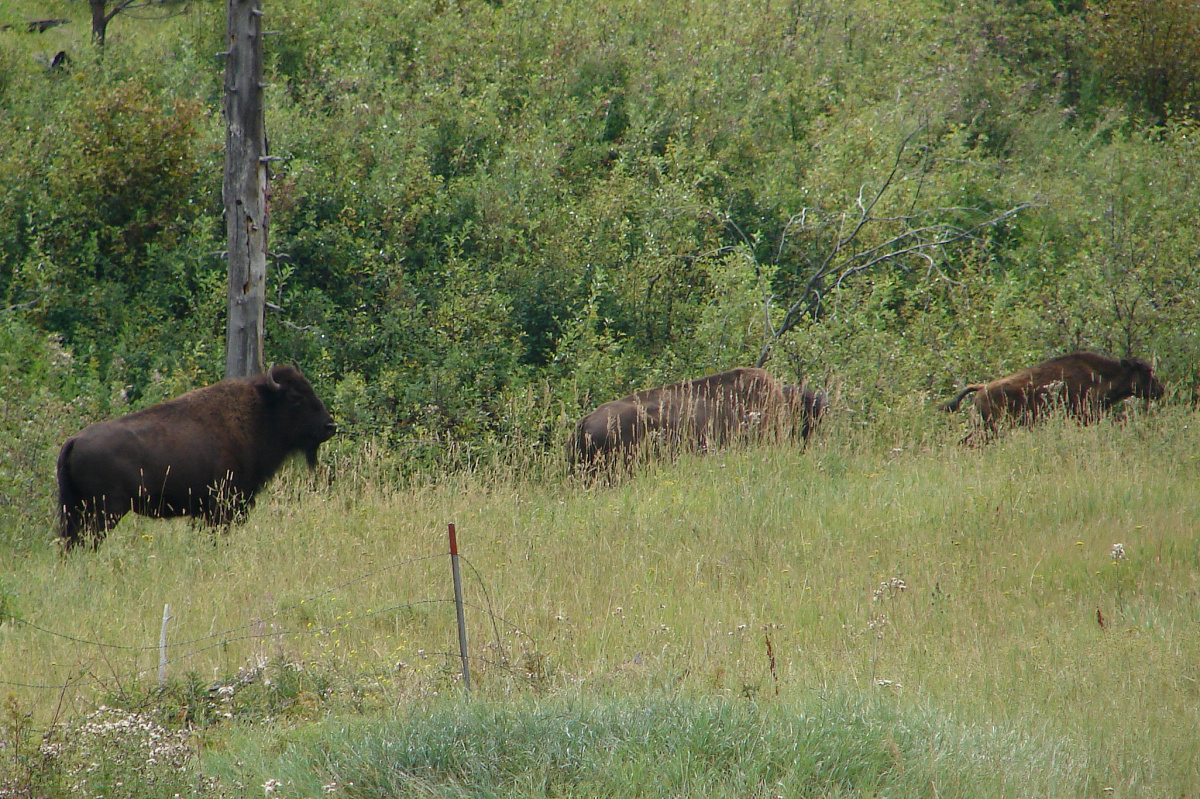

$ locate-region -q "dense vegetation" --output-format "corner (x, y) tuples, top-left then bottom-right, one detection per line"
(2, 0), (1198, 471)
(1, 0), (1199, 796)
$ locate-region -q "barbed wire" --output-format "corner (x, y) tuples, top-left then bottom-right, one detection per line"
(0, 648), (523, 692)
(0, 547), (543, 693)
(3, 552), (446, 652)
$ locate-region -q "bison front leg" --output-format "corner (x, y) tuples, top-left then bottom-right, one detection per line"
(203, 485), (252, 529)
(202, 504), (246, 528)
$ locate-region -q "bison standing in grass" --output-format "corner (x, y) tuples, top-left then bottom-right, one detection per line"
(940, 351), (1163, 443)
(570, 367), (825, 474)
(56, 364), (337, 550)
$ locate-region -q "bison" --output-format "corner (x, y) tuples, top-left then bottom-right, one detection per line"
(940, 351), (1163, 443)
(569, 367), (825, 473)
(56, 364), (336, 550)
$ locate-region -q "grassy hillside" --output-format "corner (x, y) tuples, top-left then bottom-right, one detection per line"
(3, 405), (1198, 796)
(2, 0), (1199, 795)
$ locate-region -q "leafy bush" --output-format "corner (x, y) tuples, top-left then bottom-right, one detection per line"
(0, 313), (108, 550)
(1087, 0), (1200, 123)
(0, 0), (1197, 486)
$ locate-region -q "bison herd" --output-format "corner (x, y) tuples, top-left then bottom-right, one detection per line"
(55, 351), (1164, 550)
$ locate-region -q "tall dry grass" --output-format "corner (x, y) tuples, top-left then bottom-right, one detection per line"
(2, 400), (1197, 794)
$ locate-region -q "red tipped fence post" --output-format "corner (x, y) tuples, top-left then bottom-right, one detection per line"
(448, 523), (471, 694)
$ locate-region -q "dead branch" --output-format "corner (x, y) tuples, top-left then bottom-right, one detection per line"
(752, 130), (1040, 367)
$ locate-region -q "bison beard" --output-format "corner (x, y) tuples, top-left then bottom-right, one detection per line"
(940, 350), (1163, 444)
(569, 367), (825, 474)
(56, 364), (337, 550)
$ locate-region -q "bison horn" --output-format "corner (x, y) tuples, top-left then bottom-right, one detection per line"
(265, 363), (281, 390)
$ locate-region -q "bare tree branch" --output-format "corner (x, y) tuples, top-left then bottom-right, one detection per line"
(750, 130), (1040, 368)
(86, 0), (179, 45)
(3, 298), (42, 314)
(265, 301), (319, 334)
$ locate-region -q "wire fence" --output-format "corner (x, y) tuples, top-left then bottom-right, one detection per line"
(0, 535), (535, 693)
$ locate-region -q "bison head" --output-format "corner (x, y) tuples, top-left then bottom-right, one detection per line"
(260, 364), (337, 466)
(1121, 357), (1165, 402)
(782, 384), (828, 441)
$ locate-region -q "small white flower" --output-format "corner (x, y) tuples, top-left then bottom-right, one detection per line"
(1111, 543), (1127, 561)
(873, 577), (907, 600)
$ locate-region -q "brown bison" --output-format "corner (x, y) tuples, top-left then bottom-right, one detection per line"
(56, 364), (336, 550)
(569, 367), (825, 472)
(940, 351), (1163, 442)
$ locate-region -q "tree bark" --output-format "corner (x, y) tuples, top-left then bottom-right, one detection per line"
(90, 0), (109, 44)
(89, 0), (138, 46)
(223, 0), (268, 378)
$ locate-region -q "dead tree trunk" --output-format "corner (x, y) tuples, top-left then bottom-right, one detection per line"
(89, 0), (126, 45)
(89, 0), (110, 44)
(223, 0), (267, 379)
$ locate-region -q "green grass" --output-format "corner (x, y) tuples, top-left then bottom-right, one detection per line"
(205, 694), (1091, 798)
(2, 404), (1198, 796)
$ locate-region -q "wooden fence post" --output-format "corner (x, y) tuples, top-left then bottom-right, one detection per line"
(448, 523), (471, 694)
(158, 604), (172, 689)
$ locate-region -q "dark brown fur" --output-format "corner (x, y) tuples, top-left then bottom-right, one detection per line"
(570, 368), (824, 472)
(940, 351), (1163, 442)
(56, 364), (336, 550)
(782, 384), (829, 442)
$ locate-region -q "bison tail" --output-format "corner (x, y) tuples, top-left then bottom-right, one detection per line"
(565, 420), (586, 464)
(56, 438), (82, 549)
(940, 385), (983, 412)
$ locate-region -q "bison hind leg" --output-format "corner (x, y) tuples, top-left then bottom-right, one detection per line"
(60, 499), (125, 552)
(959, 414), (1001, 447)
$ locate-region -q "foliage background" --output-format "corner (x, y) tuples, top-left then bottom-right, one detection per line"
(1, 3), (1199, 795)
(1, 0), (1198, 530)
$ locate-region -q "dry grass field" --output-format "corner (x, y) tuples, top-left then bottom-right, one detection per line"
(2, 402), (1197, 796)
